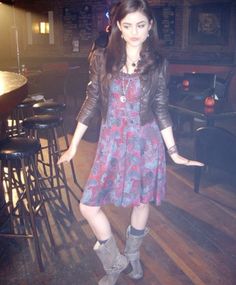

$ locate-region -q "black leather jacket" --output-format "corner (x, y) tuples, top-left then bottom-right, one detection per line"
(77, 49), (172, 131)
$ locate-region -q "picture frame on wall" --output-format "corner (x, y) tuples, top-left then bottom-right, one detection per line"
(152, 5), (176, 46)
(189, 3), (231, 45)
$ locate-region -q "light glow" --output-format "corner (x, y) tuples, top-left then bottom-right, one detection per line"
(39, 21), (49, 34)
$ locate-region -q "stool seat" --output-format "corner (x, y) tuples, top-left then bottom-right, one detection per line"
(0, 137), (41, 160)
(33, 101), (66, 114)
(17, 97), (37, 108)
(23, 114), (63, 129)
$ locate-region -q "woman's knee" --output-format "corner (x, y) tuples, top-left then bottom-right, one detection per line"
(133, 203), (149, 212)
(79, 203), (100, 220)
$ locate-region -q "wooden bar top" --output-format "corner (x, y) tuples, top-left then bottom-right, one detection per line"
(0, 71), (28, 140)
(0, 71), (28, 120)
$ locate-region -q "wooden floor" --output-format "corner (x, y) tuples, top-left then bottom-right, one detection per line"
(1, 94), (236, 285)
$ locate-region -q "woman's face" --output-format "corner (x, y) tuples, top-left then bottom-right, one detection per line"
(117, 11), (152, 48)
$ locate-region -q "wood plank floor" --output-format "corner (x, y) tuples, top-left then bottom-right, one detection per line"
(1, 86), (236, 285)
(1, 133), (236, 285)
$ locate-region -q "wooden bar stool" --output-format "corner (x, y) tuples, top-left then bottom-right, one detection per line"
(0, 137), (56, 271)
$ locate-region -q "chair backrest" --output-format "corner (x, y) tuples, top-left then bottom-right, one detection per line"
(195, 126), (236, 174)
(215, 70), (235, 101)
(183, 73), (216, 91)
(63, 67), (89, 106)
(42, 62), (69, 73)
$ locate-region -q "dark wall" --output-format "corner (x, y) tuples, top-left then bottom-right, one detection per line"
(1, 0), (235, 66)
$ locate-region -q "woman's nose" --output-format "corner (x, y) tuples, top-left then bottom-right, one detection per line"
(131, 26), (138, 35)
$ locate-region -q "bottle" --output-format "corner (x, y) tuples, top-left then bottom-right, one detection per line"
(21, 64), (27, 75)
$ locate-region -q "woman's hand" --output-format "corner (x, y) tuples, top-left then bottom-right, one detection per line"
(57, 145), (77, 165)
(170, 153), (204, 167)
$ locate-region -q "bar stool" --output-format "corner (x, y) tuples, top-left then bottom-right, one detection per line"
(32, 101), (82, 190)
(32, 101), (66, 115)
(22, 114), (79, 210)
(7, 97), (36, 137)
(7, 94), (45, 137)
(0, 137), (55, 271)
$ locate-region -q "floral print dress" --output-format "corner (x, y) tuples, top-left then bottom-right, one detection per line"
(81, 72), (166, 207)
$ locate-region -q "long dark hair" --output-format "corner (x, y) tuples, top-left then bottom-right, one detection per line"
(106, 0), (162, 75)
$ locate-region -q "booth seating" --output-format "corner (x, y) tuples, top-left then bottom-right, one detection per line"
(0, 137), (55, 271)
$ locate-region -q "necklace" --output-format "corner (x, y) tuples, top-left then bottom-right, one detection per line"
(120, 75), (132, 103)
(126, 56), (140, 68)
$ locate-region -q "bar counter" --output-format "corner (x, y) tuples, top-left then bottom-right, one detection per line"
(0, 71), (28, 234)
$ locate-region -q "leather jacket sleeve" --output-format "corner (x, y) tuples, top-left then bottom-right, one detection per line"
(76, 49), (103, 126)
(151, 58), (172, 130)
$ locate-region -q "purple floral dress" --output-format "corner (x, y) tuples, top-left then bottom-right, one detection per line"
(81, 72), (166, 207)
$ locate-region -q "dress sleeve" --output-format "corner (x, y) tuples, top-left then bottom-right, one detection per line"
(76, 49), (103, 126)
(152, 58), (172, 130)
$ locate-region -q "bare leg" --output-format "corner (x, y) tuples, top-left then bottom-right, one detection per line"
(79, 203), (112, 240)
(130, 203), (149, 230)
(80, 203), (129, 285)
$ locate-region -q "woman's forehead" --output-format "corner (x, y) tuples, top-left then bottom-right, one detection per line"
(120, 11), (149, 24)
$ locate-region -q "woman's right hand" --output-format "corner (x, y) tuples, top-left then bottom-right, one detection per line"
(57, 145), (77, 165)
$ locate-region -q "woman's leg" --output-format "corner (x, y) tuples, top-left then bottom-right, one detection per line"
(130, 203), (150, 230)
(79, 203), (112, 241)
(80, 203), (128, 285)
(125, 203), (150, 280)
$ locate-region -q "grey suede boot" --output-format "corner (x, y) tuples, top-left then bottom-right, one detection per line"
(94, 235), (129, 285)
(124, 225), (149, 280)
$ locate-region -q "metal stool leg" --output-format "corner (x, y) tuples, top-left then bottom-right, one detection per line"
(61, 124), (83, 191)
(31, 156), (56, 251)
(21, 158), (44, 271)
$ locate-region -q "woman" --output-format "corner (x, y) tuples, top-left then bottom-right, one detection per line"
(58, 1), (203, 284)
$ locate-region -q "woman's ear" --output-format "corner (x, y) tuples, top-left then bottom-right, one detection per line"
(148, 20), (153, 31)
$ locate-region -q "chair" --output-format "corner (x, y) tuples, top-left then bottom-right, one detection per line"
(169, 73), (216, 135)
(214, 70), (235, 102)
(194, 126), (236, 193)
(63, 66), (89, 107)
(0, 137), (55, 271)
(40, 62), (69, 100)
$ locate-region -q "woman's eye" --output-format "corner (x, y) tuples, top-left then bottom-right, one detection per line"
(123, 25), (130, 29)
(138, 24), (145, 28)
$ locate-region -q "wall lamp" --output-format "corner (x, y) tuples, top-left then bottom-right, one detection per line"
(33, 21), (49, 34)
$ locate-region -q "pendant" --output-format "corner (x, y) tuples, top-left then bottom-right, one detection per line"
(120, 95), (126, 103)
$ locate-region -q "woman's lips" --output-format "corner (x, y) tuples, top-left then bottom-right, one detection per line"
(130, 37), (139, 41)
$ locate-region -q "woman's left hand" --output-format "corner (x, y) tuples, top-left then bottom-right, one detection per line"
(170, 153), (204, 167)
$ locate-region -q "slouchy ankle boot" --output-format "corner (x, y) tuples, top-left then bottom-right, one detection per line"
(124, 225), (149, 280)
(94, 235), (129, 285)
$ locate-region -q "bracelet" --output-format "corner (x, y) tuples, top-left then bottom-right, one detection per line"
(167, 145), (178, 156)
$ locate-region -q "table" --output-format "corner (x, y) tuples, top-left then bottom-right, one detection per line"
(0, 71), (28, 140)
(169, 98), (236, 128)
